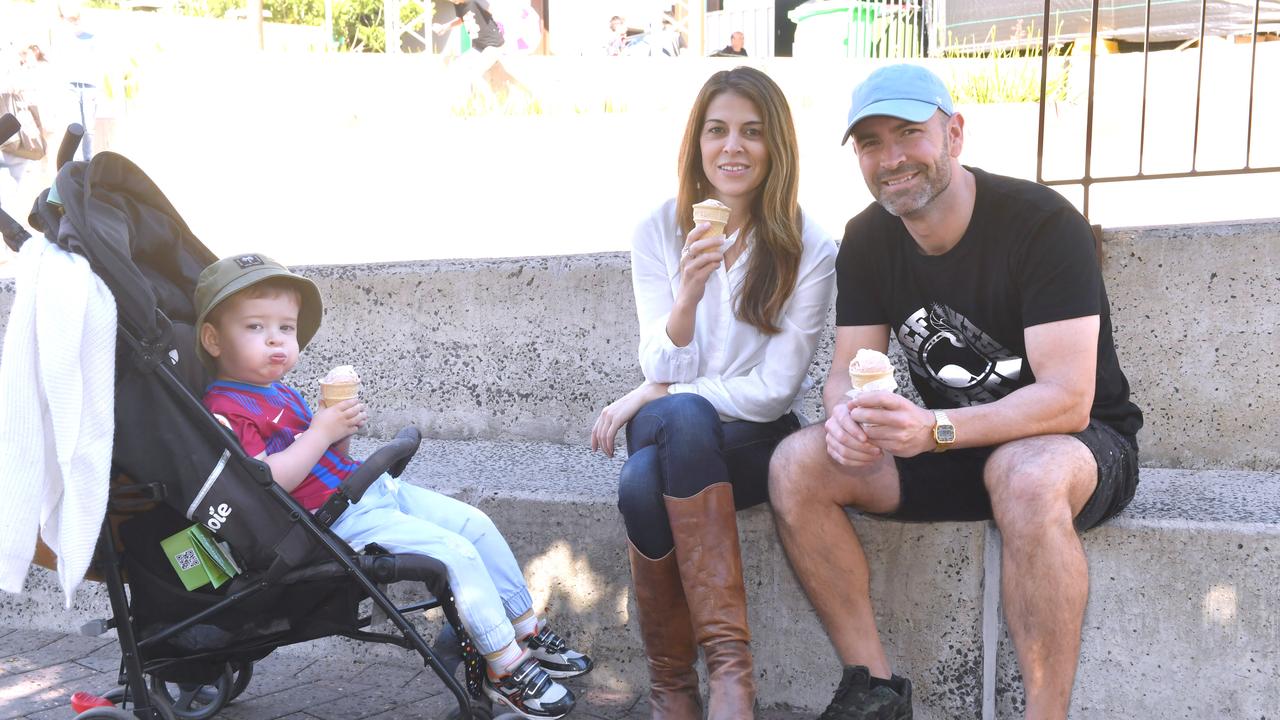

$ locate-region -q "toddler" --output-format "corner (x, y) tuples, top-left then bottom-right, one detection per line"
(194, 254), (590, 719)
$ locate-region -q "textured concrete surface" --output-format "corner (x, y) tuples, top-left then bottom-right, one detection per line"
(1, 439), (989, 718)
(994, 468), (1280, 719)
(0, 627), (813, 720)
(0, 220), (1276, 468)
(1102, 220), (1280, 471)
(6, 443), (1280, 717)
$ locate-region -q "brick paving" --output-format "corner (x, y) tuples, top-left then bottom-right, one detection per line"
(0, 628), (810, 720)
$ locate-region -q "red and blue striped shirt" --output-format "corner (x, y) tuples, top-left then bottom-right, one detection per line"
(202, 380), (360, 511)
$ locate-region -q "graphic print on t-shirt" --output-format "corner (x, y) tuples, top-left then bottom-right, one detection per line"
(897, 303), (1025, 406)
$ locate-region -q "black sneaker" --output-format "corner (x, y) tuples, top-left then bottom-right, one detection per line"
(817, 665), (912, 720)
(484, 654), (576, 719)
(524, 625), (594, 679)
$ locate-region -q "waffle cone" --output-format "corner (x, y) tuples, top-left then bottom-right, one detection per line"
(849, 369), (893, 391)
(319, 380), (360, 408)
(702, 220), (727, 240)
(692, 201), (731, 234)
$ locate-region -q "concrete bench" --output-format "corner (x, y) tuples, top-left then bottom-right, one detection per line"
(1, 218), (1277, 718)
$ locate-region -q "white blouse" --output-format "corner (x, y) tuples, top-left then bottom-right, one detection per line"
(630, 198), (837, 423)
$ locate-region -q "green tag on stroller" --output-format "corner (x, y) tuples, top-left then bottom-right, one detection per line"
(161, 525), (239, 591)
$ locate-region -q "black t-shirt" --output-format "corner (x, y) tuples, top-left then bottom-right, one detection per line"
(836, 167), (1143, 437)
(454, 0), (504, 50)
(717, 46), (748, 56)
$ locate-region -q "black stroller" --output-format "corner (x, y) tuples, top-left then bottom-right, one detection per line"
(0, 124), (517, 720)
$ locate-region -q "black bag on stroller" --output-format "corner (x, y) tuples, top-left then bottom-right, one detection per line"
(4, 145), (511, 720)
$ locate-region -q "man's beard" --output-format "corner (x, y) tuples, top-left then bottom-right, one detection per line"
(875, 136), (953, 218)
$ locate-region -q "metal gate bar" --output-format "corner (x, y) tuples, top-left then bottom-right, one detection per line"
(1035, 0), (1280, 221)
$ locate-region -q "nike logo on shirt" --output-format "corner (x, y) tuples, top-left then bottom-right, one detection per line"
(272, 409), (285, 424)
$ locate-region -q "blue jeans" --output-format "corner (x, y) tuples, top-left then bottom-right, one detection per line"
(617, 393), (800, 558)
(330, 474), (534, 654)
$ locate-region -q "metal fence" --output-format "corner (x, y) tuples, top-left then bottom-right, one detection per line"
(1035, 0), (1280, 220)
(788, 0), (928, 58)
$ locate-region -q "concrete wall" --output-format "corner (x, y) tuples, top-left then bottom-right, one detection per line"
(255, 218), (1278, 470)
(1, 218), (1278, 717)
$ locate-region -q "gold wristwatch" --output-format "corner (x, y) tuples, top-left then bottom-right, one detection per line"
(932, 410), (955, 452)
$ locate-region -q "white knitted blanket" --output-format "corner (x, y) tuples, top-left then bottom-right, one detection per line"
(0, 234), (116, 607)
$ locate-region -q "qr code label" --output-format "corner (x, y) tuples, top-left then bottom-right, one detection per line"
(175, 549), (201, 571)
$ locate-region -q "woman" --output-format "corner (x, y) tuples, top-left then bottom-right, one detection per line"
(591, 67), (836, 719)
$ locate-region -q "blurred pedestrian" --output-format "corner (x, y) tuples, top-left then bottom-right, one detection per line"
(604, 16), (628, 56)
(714, 31), (748, 57)
(1, 43), (49, 214)
(51, 0), (102, 160)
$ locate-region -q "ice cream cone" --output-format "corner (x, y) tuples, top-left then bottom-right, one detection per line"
(319, 380), (360, 408)
(692, 198), (731, 241)
(849, 369), (894, 392)
(319, 365), (361, 408)
(847, 349), (897, 397)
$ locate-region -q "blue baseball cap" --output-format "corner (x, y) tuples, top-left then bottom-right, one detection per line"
(841, 64), (954, 145)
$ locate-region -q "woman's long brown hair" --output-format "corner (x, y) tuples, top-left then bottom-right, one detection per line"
(675, 66), (803, 336)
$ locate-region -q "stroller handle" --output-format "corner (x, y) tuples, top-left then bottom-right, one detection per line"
(56, 123), (86, 170)
(315, 426), (422, 528)
(0, 207), (30, 252)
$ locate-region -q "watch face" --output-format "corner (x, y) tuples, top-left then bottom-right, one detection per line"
(936, 425), (956, 443)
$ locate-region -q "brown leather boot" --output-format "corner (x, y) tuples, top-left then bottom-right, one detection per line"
(628, 540), (702, 720)
(666, 483), (756, 720)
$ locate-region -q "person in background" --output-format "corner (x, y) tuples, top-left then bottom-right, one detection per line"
(1, 43), (48, 217)
(51, 0), (101, 160)
(654, 17), (684, 57)
(605, 15), (628, 56)
(715, 31), (748, 57)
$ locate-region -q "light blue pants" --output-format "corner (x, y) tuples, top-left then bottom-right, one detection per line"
(330, 475), (533, 654)
(70, 83), (97, 160)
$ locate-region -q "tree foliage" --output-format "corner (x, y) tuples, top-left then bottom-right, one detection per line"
(179, 0), (427, 51)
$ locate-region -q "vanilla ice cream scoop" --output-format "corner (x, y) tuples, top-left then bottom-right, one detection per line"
(319, 365), (361, 408)
(847, 349), (897, 397)
(691, 198), (732, 239)
(323, 365), (360, 384)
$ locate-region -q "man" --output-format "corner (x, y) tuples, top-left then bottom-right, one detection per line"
(768, 64), (1142, 720)
(716, 31), (748, 56)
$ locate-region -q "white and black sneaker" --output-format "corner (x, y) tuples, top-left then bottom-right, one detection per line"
(524, 626), (594, 679)
(484, 654), (576, 719)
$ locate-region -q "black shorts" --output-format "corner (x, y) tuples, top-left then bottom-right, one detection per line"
(874, 420), (1139, 531)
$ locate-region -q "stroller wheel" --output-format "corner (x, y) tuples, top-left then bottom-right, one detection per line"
(147, 664), (233, 720)
(228, 661), (254, 701)
(100, 686), (178, 720)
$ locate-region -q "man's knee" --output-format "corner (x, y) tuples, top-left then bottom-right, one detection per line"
(985, 437), (1093, 532)
(768, 424), (828, 515)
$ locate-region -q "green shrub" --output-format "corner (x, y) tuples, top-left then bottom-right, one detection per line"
(943, 23), (1071, 104)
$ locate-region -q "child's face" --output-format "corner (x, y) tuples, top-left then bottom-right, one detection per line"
(202, 290), (301, 386)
